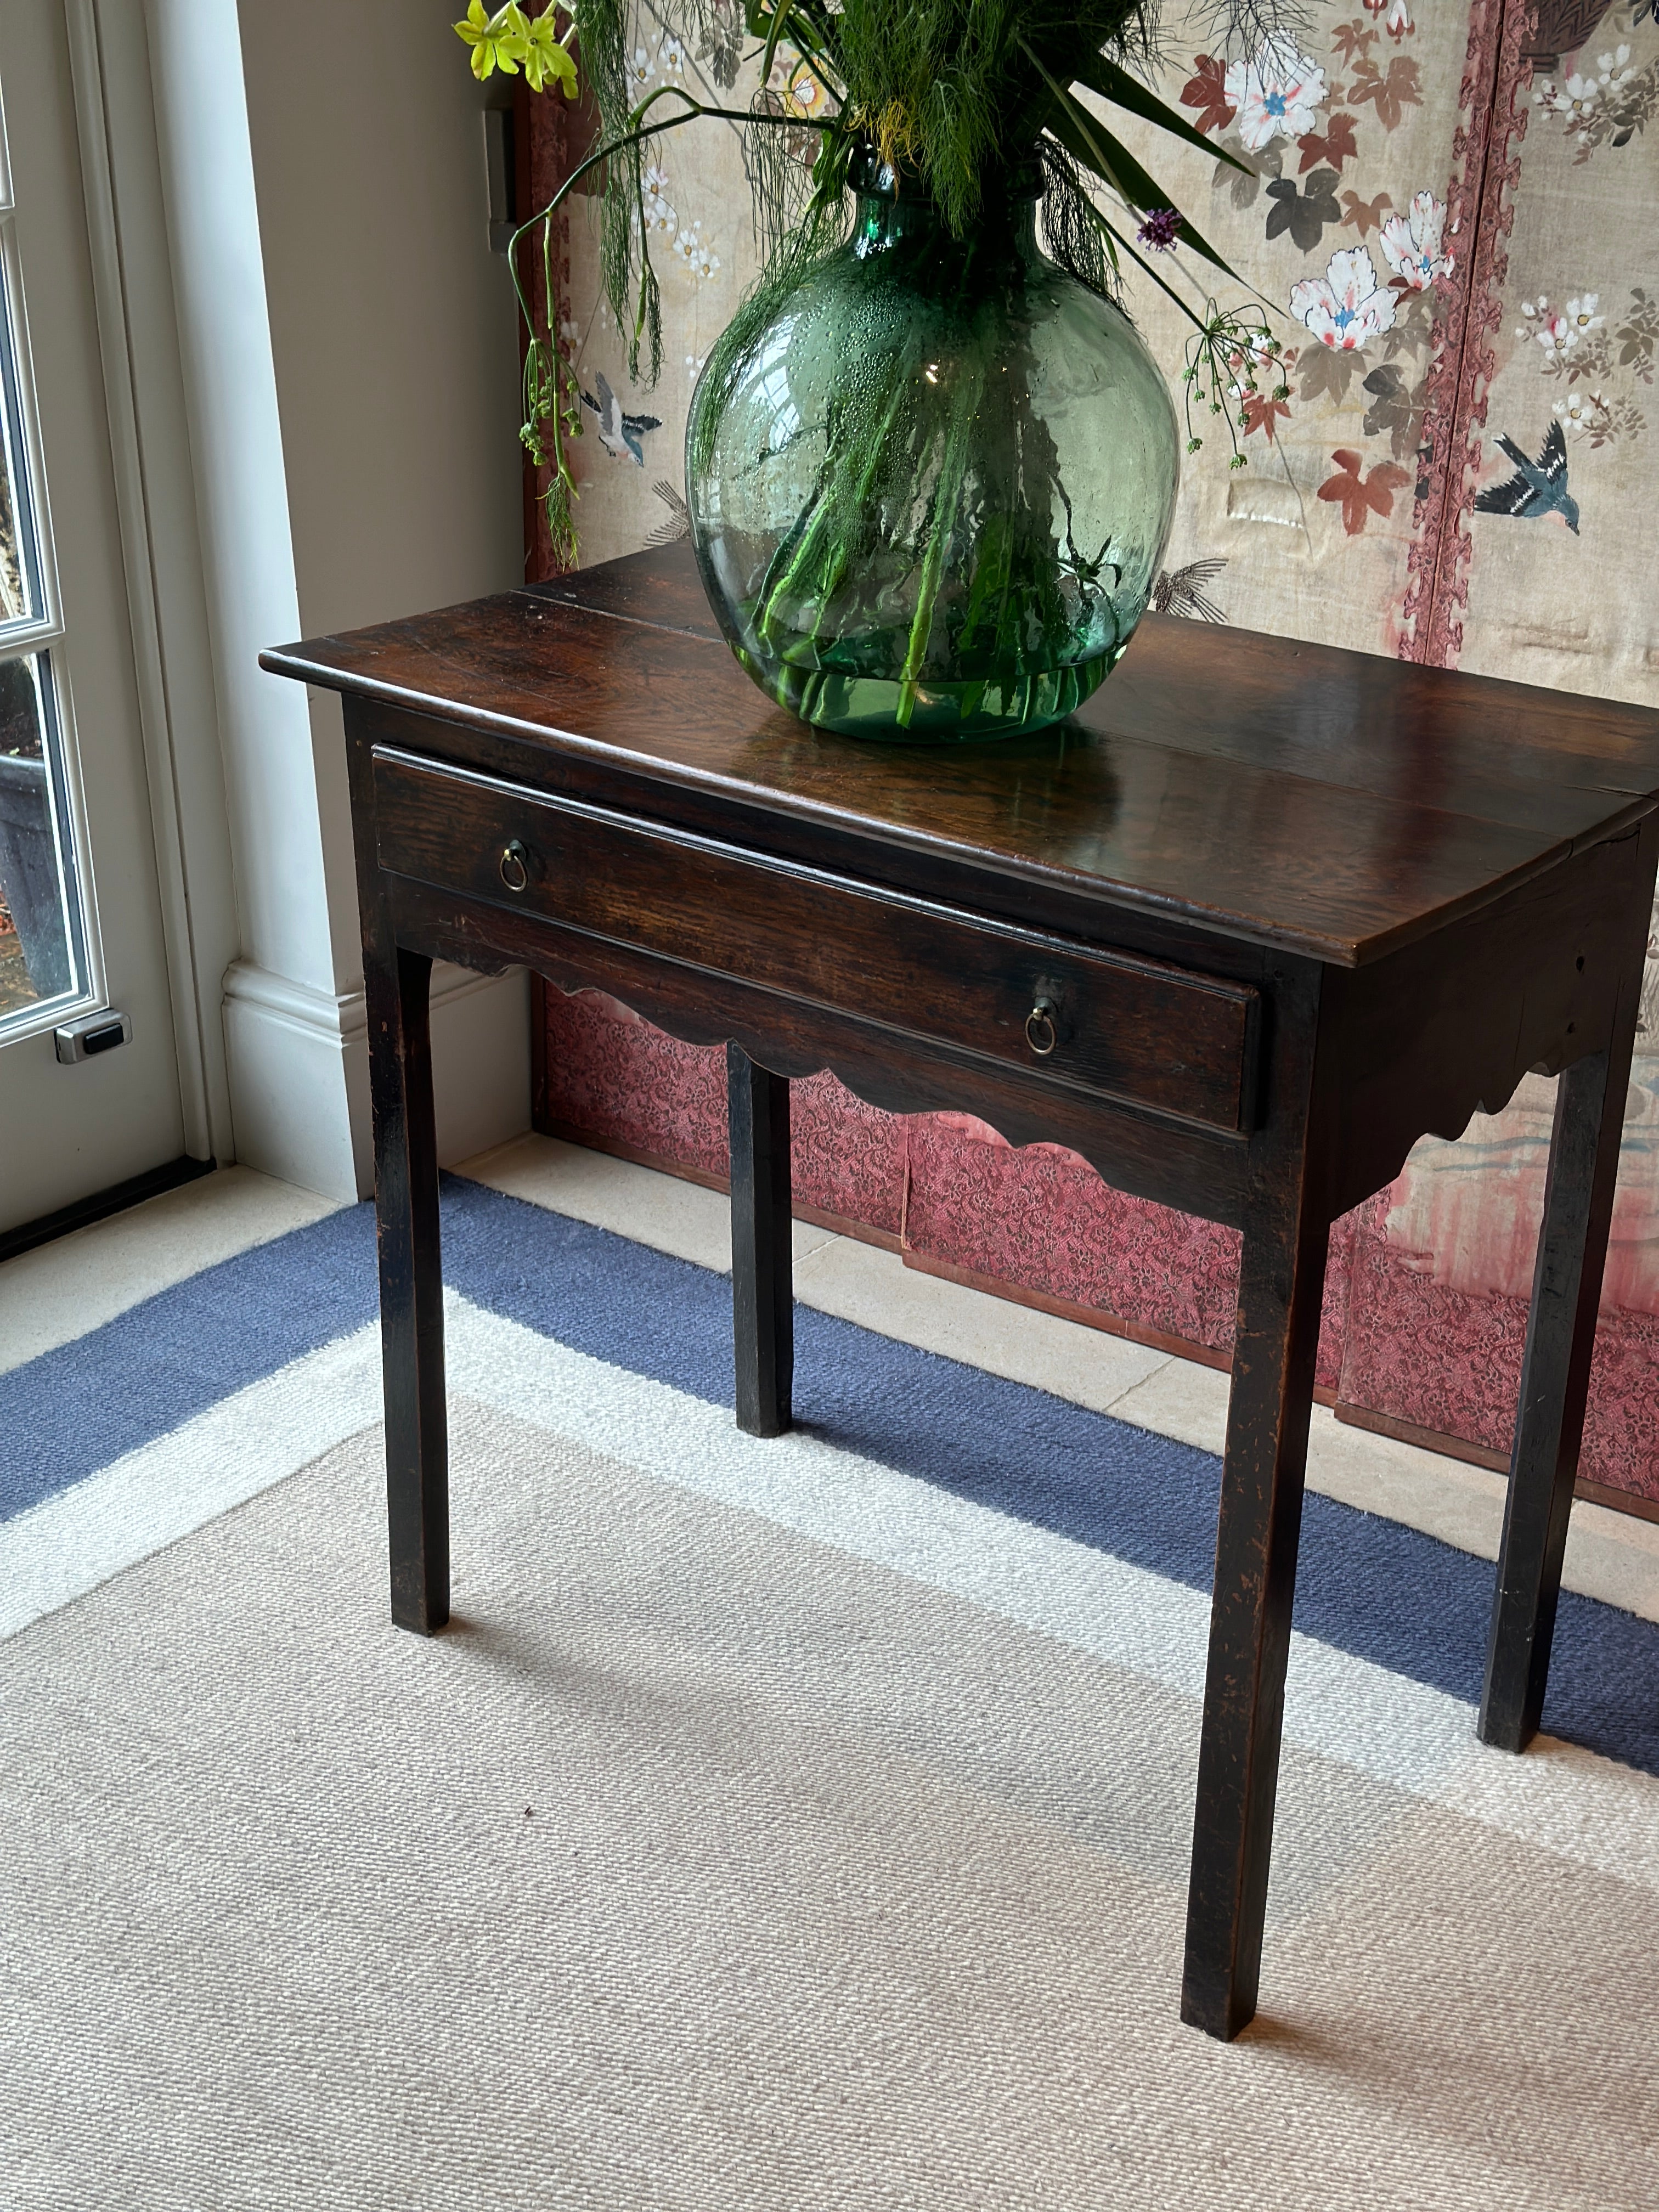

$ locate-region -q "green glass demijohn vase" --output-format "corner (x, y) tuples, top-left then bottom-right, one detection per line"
(685, 148), (1181, 744)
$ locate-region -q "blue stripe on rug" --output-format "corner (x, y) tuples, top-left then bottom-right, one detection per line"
(437, 1178), (1659, 1779)
(0, 1204), (380, 1518)
(6, 1172), (1658, 1776)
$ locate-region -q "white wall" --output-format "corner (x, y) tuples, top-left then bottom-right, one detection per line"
(145, 0), (531, 1198)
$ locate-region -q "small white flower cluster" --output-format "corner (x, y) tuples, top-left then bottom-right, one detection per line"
(673, 219), (720, 282)
(627, 29), (685, 98)
(1533, 46), (1633, 143)
(641, 161), (678, 239)
(1516, 295), (1605, 356)
(1552, 387), (1612, 438)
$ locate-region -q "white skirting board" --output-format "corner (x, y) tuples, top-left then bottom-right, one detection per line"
(222, 958), (530, 1199)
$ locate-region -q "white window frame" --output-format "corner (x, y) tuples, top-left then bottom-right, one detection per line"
(0, 103), (114, 1045)
(57, 0), (240, 1160)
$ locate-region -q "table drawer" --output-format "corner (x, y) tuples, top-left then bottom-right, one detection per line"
(373, 747), (1260, 1133)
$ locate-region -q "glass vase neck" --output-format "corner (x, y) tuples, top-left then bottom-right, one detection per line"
(847, 149), (1043, 263)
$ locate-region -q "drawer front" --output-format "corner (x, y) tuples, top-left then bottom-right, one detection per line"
(373, 747), (1259, 1134)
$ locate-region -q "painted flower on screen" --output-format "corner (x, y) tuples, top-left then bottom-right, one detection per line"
(1379, 191), (1452, 290)
(1517, 298), (1583, 356)
(1290, 246), (1397, 349)
(673, 219), (720, 281)
(1224, 36), (1328, 151)
(783, 58), (831, 120)
(1553, 388), (1611, 437)
(1385, 0), (1414, 37)
(1541, 73), (1601, 125)
(641, 162), (677, 238)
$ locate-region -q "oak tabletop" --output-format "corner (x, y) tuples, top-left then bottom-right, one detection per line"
(264, 542), (1659, 969)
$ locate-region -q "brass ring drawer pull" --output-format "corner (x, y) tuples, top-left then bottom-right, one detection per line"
(499, 839), (529, 893)
(1025, 999), (1058, 1057)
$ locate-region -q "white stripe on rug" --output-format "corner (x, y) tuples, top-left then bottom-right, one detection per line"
(0, 1325), (381, 1639)
(444, 1294), (1659, 1896)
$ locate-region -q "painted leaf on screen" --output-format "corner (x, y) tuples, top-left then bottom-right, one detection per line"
(1297, 114), (1359, 173)
(1264, 168), (1341, 250)
(1242, 389), (1292, 441)
(1330, 18), (1378, 67)
(1362, 364), (1427, 459)
(1347, 55), (1424, 129)
(1617, 287), (1658, 374)
(1318, 448), (1412, 534)
(1217, 137), (1279, 210)
(1341, 188), (1393, 238)
(1180, 54), (1235, 137)
(1381, 290), (1441, 363)
(1299, 342), (1364, 406)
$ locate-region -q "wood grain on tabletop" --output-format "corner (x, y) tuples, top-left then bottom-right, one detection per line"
(263, 544), (1659, 969)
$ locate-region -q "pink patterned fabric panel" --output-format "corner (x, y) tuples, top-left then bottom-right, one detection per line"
(903, 1113), (1356, 1389)
(1338, 1193), (1659, 1503)
(542, 988), (907, 1234)
(1321, 1207), (1356, 1395)
(789, 1072), (908, 1234)
(1580, 1313), (1659, 1508)
(903, 1112), (1242, 1353)
(544, 988), (727, 1178)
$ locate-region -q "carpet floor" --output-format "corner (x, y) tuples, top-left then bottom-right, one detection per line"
(4, 1178), (1659, 2207)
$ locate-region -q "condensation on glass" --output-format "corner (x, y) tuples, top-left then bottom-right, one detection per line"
(687, 151), (1179, 743)
(0, 118), (87, 1030)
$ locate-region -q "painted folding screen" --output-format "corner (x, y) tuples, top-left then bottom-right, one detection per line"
(517, 0), (1659, 1510)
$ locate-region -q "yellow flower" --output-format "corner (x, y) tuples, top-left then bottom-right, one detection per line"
(453, 1), (527, 81)
(522, 10), (578, 96)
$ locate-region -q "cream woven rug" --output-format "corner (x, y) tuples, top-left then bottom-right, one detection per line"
(7, 1340), (1659, 2208)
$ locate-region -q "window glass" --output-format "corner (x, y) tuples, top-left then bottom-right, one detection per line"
(0, 652), (83, 1019)
(0, 149), (87, 1032)
(0, 256), (40, 631)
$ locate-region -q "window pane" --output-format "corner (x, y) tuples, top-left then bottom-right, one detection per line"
(0, 255), (39, 630)
(0, 652), (83, 1020)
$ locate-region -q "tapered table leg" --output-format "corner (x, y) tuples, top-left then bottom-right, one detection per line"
(1480, 1003), (1641, 1749)
(1182, 962), (1328, 2041)
(727, 1043), (793, 1437)
(365, 940), (448, 1634)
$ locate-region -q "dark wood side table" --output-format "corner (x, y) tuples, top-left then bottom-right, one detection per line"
(265, 544), (1659, 2041)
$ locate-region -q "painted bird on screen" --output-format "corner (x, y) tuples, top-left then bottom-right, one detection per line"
(1152, 558), (1228, 623)
(581, 374), (662, 466)
(1474, 421), (1580, 534)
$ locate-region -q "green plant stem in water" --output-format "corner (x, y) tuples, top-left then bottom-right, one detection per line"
(754, 343), (919, 654)
(896, 352), (985, 725)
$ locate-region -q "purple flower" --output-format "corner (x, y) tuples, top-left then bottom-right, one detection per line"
(1138, 207), (1182, 251)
